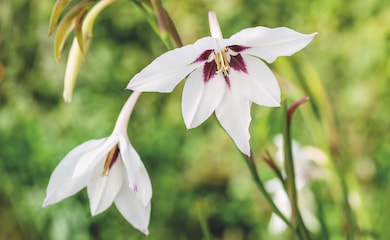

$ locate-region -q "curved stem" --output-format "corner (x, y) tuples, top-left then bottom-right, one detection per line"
(243, 153), (294, 231)
(113, 91), (142, 134)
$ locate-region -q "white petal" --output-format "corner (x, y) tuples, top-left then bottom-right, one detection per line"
(134, 164), (153, 206)
(267, 181), (291, 234)
(87, 158), (123, 216)
(194, 36), (233, 51)
(115, 184), (151, 235)
(273, 134), (285, 167)
(268, 213), (288, 234)
(299, 191), (320, 232)
(230, 26), (317, 63)
(126, 44), (203, 93)
(215, 90), (251, 155)
(231, 55), (280, 107)
(208, 11), (223, 38)
(118, 135), (141, 186)
(118, 136), (152, 206)
(182, 68), (225, 128)
(72, 136), (117, 179)
(42, 139), (103, 207)
(265, 178), (283, 193)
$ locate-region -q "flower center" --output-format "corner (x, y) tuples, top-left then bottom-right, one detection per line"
(214, 48), (230, 77)
(102, 144), (119, 176)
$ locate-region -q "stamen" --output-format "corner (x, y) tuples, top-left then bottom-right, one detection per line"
(102, 144), (120, 176)
(214, 48), (230, 76)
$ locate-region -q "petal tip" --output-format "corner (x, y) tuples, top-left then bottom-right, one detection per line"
(42, 198), (50, 208)
(142, 228), (149, 235)
(90, 207), (98, 217)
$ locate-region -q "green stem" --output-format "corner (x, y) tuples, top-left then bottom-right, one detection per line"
(242, 153), (294, 231)
(297, 57), (357, 239)
(283, 100), (299, 227)
(283, 98), (312, 240)
(196, 200), (212, 240)
(137, 0), (182, 49)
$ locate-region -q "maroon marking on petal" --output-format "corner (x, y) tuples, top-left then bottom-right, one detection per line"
(102, 144), (120, 176)
(223, 74), (231, 88)
(133, 184), (138, 193)
(203, 61), (218, 83)
(228, 45), (250, 53)
(230, 54), (248, 73)
(193, 49), (213, 63)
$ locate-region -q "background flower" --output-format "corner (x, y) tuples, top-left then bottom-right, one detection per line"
(266, 134), (328, 234)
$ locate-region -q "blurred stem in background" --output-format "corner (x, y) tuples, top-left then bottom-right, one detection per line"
(244, 152), (294, 232)
(134, 0), (182, 48)
(283, 97), (312, 240)
(276, 56), (363, 238)
(297, 58), (358, 239)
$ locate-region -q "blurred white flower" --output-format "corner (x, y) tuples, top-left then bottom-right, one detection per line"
(43, 92), (151, 235)
(266, 134), (328, 234)
(127, 11), (316, 156)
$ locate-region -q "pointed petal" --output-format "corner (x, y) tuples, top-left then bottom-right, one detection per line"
(115, 185), (151, 235)
(118, 135), (141, 185)
(43, 139), (103, 207)
(87, 158), (123, 216)
(230, 27), (317, 63)
(231, 55), (280, 107)
(117, 135), (152, 206)
(126, 37), (216, 93)
(215, 90), (251, 155)
(208, 11), (223, 39)
(134, 164), (152, 206)
(182, 68), (225, 128)
(72, 137), (116, 179)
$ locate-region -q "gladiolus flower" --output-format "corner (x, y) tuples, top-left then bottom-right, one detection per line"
(127, 11), (316, 155)
(43, 92), (151, 235)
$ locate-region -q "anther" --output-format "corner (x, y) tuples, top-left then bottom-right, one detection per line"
(102, 144), (120, 176)
(214, 48), (230, 76)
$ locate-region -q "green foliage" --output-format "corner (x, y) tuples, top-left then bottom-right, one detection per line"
(0, 0), (389, 239)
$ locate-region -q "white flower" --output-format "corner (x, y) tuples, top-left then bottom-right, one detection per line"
(42, 92), (151, 235)
(266, 179), (319, 234)
(266, 134), (328, 234)
(127, 11), (316, 156)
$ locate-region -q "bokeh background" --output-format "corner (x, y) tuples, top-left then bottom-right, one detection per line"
(0, 0), (389, 239)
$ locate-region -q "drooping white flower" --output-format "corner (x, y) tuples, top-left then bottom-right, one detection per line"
(266, 134), (328, 234)
(127, 11), (317, 156)
(42, 92), (151, 235)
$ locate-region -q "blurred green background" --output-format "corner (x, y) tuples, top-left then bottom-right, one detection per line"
(0, 0), (389, 239)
